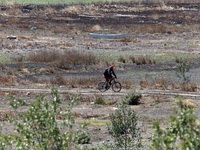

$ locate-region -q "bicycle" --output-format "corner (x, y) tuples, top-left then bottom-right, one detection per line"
(98, 77), (122, 92)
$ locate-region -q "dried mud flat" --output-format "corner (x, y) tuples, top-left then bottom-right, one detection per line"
(0, 2), (200, 149)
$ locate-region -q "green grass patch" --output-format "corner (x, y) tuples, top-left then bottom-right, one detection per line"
(155, 53), (200, 64)
(100, 52), (200, 66)
(0, 53), (13, 64)
(78, 121), (111, 126)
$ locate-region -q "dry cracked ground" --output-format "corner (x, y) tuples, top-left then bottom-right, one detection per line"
(0, 1), (200, 149)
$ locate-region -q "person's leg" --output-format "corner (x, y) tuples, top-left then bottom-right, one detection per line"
(105, 76), (109, 88)
(109, 78), (112, 85)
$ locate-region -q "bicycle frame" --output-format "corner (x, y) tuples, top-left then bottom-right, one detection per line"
(106, 77), (116, 85)
(98, 77), (121, 92)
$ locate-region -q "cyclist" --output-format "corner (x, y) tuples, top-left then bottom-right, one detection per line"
(104, 65), (117, 89)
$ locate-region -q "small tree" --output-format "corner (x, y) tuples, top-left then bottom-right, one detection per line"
(151, 101), (200, 150)
(176, 57), (191, 83)
(0, 88), (90, 150)
(106, 103), (142, 150)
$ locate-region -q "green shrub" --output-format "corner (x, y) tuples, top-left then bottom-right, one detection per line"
(74, 129), (90, 144)
(0, 88), (90, 150)
(106, 104), (142, 150)
(151, 100), (200, 150)
(176, 57), (191, 83)
(123, 90), (142, 105)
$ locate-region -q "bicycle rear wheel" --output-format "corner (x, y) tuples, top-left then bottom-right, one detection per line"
(98, 81), (107, 92)
(112, 82), (122, 92)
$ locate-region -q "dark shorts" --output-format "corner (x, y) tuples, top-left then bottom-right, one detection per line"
(104, 76), (111, 82)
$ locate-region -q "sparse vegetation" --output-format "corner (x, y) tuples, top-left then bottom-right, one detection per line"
(50, 74), (67, 85)
(176, 57), (191, 83)
(0, 75), (15, 86)
(0, 1), (200, 149)
(151, 101), (200, 150)
(118, 56), (126, 63)
(26, 50), (98, 67)
(130, 55), (156, 66)
(139, 76), (198, 92)
(94, 94), (106, 105)
(106, 103), (142, 150)
(180, 82), (197, 92)
(123, 90), (142, 105)
(0, 88), (90, 149)
(1, 0), (199, 5)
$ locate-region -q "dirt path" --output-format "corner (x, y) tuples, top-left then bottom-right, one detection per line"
(1, 87), (200, 98)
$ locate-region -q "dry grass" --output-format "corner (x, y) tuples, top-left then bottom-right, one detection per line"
(6, 69), (16, 76)
(0, 65), (6, 70)
(118, 56), (126, 63)
(121, 80), (136, 89)
(13, 55), (25, 62)
(94, 94), (106, 105)
(27, 50), (60, 63)
(120, 37), (141, 43)
(180, 83), (197, 92)
(50, 74), (66, 85)
(140, 77), (198, 92)
(51, 26), (71, 34)
(140, 77), (171, 90)
(131, 23), (195, 34)
(50, 75), (100, 88)
(130, 55), (156, 65)
(49, 74), (135, 89)
(5, 1), (21, 15)
(66, 77), (100, 88)
(90, 25), (102, 32)
(21, 68), (30, 75)
(154, 76), (169, 89)
(8, 17), (19, 25)
(0, 75), (15, 86)
(26, 50), (98, 67)
(129, 56), (136, 64)
(118, 55), (156, 65)
(134, 24), (169, 34)
(182, 99), (196, 108)
(38, 67), (55, 74)
(17, 24), (30, 29)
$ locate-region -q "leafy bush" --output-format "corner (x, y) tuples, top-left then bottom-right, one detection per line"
(73, 129), (90, 144)
(0, 88), (90, 150)
(123, 90), (142, 105)
(176, 57), (191, 83)
(106, 104), (142, 150)
(151, 101), (200, 150)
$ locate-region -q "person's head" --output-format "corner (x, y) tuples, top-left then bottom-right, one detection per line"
(110, 65), (114, 70)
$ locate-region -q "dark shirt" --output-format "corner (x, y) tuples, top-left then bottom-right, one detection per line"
(104, 67), (117, 78)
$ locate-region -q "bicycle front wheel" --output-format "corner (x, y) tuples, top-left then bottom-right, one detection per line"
(112, 82), (122, 92)
(98, 81), (107, 92)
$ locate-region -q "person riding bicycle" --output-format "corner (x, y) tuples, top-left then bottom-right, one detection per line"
(104, 65), (117, 89)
